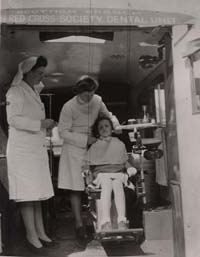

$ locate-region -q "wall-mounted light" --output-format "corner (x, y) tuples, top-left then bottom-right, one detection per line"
(138, 42), (164, 48)
(47, 72), (64, 77)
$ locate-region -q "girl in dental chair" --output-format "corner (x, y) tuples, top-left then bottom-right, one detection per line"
(83, 116), (137, 231)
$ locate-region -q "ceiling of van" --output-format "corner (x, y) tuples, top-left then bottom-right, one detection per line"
(1, 26), (167, 88)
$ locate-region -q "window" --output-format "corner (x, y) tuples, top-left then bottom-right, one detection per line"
(184, 38), (200, 114)
(189, 50), (200, 113)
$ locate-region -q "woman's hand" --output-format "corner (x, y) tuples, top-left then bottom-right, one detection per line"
(41, 119), (55, 129)
(87, 135), (97, 146)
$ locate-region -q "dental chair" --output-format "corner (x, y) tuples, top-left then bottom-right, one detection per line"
(83, 164), (144, 243)
(83, 128), (163, 243)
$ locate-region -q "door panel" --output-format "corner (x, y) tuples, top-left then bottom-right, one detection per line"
(164, 31), (185, 257)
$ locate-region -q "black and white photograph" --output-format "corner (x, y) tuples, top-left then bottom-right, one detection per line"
(0, 1), (200, 256)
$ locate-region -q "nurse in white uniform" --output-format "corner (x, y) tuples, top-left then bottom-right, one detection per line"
(6, 56), (55, 251)
(58, 75), (120, 245)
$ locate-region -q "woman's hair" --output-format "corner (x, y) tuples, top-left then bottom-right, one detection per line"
(92, 116), (114, 138)
(73, 75), (99, 94)
(31, 56), (48, 71)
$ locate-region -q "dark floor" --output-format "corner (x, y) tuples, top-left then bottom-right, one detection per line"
(0, 194), (144, 257)
(2, 212), (93, 257)
(1, 212), (152, 257)
(1, 210), (173, 257)
(0, 181), (171, 257)
(0, 182), (81, 257)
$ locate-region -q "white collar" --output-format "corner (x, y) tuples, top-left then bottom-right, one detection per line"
(99, 136), (112, 142)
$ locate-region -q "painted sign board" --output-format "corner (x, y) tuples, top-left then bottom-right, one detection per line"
(1, 8), (194, 26)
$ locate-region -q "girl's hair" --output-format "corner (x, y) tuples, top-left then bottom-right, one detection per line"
(73, 75), (99, 94)
(92, 116), (113, 138)
(31, 56), (48, 71)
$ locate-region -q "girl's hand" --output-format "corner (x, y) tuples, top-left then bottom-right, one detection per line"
(82, 169), (90, 177)
(82, 169), (93, 185)
(127, 167), (137, 177)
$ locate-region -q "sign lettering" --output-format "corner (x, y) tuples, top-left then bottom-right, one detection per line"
(1, 8), (194, 26)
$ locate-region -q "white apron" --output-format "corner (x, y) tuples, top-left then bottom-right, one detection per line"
(6, 81), (54, 202)
(58, 94), (114, 191)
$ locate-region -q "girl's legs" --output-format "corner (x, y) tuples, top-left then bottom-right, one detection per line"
(112, 179), (126, 223)
(100, 178), (113, 225)
(20, 201), (42, 248)
(70, 191), (83, 228)
(34, 201), (52, 242)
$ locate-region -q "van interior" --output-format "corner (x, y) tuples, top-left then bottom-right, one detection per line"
(0, 23), (173, 255)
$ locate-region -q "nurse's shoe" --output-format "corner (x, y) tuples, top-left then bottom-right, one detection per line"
(39, 238), (60, 249)
(75, 226), (88, 248)
(25, 239), (47, 254)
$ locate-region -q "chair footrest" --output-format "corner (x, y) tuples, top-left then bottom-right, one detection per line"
(96, 228), (143, 235)
(95, 228), (144, 243)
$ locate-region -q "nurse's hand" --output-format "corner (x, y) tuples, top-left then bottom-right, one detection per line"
(87, 135), (97, 146)
(41, 119), (55, 129)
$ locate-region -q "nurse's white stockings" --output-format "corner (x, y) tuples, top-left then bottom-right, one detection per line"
(34, 201), (52, 242)
(20, 201), (51, 248)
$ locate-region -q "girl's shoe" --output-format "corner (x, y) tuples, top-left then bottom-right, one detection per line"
(118, 221), (128, 230)
(101, 222), (112, 231)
